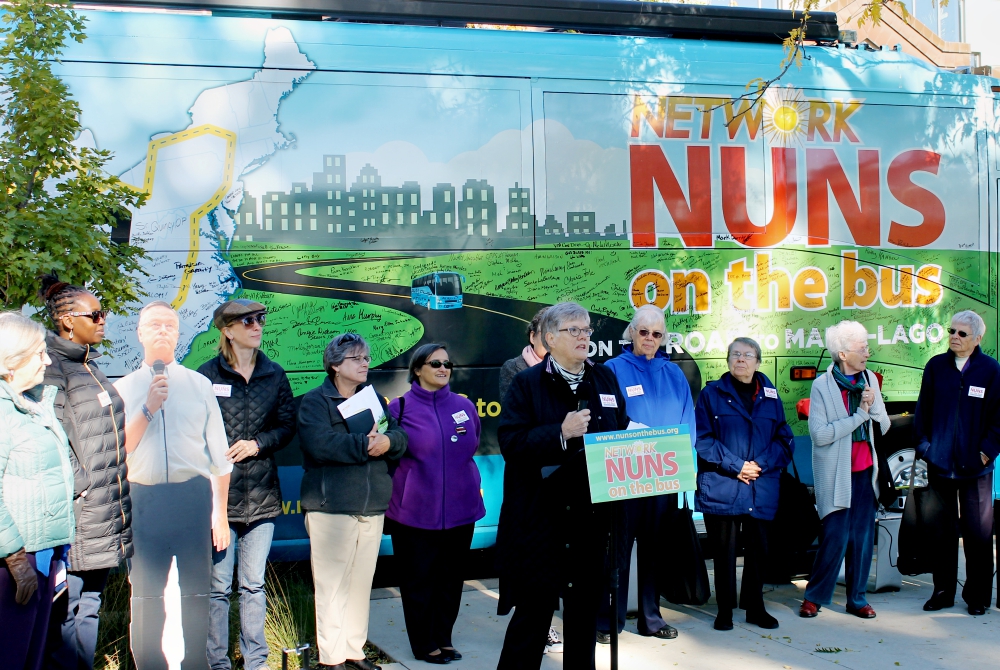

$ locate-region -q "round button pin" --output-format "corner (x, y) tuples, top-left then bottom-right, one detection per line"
(451, 435), (458, 442)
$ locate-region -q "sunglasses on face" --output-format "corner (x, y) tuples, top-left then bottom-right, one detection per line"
(636, 328), (664, 340)
(948, 328), (970, 338)
(66, 310), (107, 323)
(238, 313), (266, 327)
(425, 360), (454, 369)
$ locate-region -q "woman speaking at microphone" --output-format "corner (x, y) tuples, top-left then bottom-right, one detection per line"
(495, 302), (629, 670)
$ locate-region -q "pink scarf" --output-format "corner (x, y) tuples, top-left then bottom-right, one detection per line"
(521, 345), (544, 367)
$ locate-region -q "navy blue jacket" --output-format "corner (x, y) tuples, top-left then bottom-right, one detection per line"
(694, 372), (794, 520)
(914, 346), (1000, 479)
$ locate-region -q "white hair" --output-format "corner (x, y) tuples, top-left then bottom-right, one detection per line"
(952, 310), (986, 338)
(0, 312), (46, 378)
(623, 305), (666, 342)
(825, 320), (869, 359)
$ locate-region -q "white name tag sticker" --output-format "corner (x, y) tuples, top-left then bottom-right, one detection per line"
(625, 384), (644, 397)
(763, 387), (779, 399)
(600, 394), (618, 408)
(452, 410), (470, 424)
(213, 384), (232, 398)
(97, 391), (112, 407)
(969, 385), (986, 398)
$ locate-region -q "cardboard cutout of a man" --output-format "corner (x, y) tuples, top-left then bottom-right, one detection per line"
(114, 301), (232, 669)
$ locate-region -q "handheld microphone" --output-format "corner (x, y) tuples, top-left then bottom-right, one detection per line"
(152, 359), (166, 377)
(576, 381), (592, 412)
(151, 359), (169, 482)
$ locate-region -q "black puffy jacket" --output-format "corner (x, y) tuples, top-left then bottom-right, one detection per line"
(197, 352), (295, 524)
(43, 332), (132, 572)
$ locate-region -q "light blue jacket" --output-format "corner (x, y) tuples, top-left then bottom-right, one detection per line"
(0, 381), (75, 558)
(605, 346), (696, 448)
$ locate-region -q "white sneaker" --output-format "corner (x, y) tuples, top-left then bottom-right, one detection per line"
(545, 626), (564, 654)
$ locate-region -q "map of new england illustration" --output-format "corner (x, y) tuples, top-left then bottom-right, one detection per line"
(103, 27), (315, 376)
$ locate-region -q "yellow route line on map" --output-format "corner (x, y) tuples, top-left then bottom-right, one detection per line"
(131, 124), (237, 309)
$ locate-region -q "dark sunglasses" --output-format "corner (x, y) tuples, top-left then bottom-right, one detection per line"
(948, 328), (969, 338)
(237, 313), (266, 327)
(425, 360), (454, 369)
(636, 328), (664, 340)
(65, 310), (107, 323)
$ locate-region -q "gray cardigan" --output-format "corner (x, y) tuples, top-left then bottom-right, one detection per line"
(808, 366), (891, 519)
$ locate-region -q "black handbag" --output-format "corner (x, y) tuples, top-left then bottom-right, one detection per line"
(659, 495), (711, 606)
(897, 458), (940, 576)
(875, 448), (899, 510)
(764, 457), (821, 583)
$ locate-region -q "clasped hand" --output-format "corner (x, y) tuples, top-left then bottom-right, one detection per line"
(858, 387), (875, 413)
(367, 426), (390, 457)
(737, 460), (761, 485)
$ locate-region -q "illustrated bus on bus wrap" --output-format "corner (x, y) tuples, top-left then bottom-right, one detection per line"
(411, 272), (465, 309)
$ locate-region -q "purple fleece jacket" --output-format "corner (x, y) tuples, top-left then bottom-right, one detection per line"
(386, 383), (486, 530)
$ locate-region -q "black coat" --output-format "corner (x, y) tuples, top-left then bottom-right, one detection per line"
(197, 353), (296, 523)
(297, 377), (407, 516)
(914, 346), (1000, 479)
(495, 355), (629, 614)
(43, 332), (132, 571)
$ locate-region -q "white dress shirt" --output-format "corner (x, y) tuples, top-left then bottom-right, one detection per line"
(114, 361), (233, 485)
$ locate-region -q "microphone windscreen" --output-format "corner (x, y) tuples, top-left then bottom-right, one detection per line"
(576, 380), (591, 411)
(152, 359), (165, 376)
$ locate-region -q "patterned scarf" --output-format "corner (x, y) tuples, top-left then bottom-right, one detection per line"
(550, 356), (585, 391)
(831, 365), (870, 443)
(522, 345), (543, 368)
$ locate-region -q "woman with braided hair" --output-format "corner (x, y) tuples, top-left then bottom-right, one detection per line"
(37, 274), (132, 670)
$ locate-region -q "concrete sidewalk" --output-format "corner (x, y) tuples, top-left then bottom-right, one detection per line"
(368, 563), (999, 670)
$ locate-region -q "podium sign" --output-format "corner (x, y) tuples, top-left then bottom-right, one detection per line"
(583, 425), (696, 504)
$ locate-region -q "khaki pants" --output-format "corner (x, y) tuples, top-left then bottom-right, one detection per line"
(305, 512), (384, 665)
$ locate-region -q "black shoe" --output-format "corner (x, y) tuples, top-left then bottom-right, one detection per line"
(346, 660), (382, 670)
(441, 648), (463, 661)
(969, 604), (987, 616)
(923, 591), (955, 611)
(714, 610), (733, 631)
(417, 652), (451, 665)
(643, 624), (678, 639)
(596, 631), (611, 645)
(746, 610), (779, 630)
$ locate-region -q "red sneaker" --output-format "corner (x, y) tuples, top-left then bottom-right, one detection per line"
(799, 599), (820, 618)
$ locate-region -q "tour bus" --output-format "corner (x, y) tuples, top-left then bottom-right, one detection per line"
(66, 0), (999, 559)
(411, 271), (466, 309)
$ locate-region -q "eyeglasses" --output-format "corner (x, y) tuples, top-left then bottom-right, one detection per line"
(65, 310), (107, 323)
(338, 333), (362, 343)
(425, 360), (454, 369)
(237, 314), (266, 327)
(636, 328), (664, 340)
(948, 328), (970, 338)
(36, 348), (48, 361)
(850, 346), (872, 355)
(558, 327), (594, 338)
(729, 352), (758, 361)
(344, 354), (371, 363)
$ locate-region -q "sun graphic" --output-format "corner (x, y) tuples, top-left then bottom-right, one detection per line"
(762, 86), (809, 146)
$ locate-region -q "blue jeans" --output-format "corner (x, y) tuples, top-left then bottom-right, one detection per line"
(46, 568), (111, 670)
(208, 520), (275, 670)
(805, 468), (876, 610)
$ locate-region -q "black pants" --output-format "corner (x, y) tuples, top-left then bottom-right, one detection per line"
(703, 514), (768, 614)
(928, 470), (995, 608)
(598, 495), (673, 635)
(392, 522), (475, 657)
(130, 478), (212, 670)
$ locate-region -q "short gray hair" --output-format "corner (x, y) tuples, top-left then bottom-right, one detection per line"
(826, 320), (869, 359)
(138, 300), (177, 326)
(539, 302), (589, 352)
(952, 310), (986, 338)
(0, 312), (46, 378)
(624, 304), (666, 342)
(323, 332), (369, 374)
(727, 336), (761, 361)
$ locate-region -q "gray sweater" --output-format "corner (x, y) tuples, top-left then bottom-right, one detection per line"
(808, 366), (891, 519)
